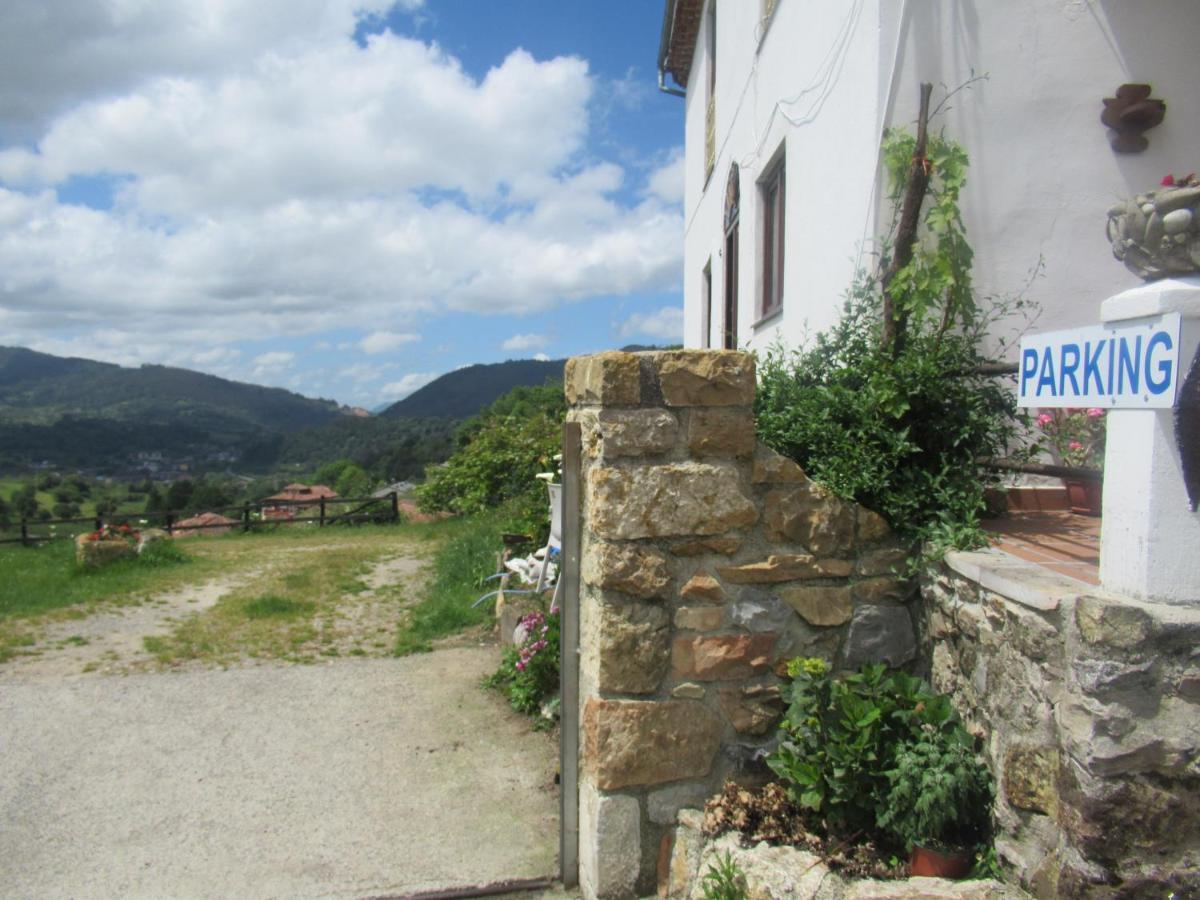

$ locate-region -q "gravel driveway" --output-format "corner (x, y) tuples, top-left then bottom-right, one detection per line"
(0, 649), (559, 898)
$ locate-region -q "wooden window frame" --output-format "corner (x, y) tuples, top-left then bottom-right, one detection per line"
(759, 156), (785, 321)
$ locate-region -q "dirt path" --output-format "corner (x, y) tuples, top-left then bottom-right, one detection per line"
(0, 651), (559, 899)
(0, 572), (254, 681)
(0, 536), (561, 898)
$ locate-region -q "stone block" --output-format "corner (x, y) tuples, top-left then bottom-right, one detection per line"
(718, 684), (784, 735)
(671, 633), (776, 681)
(840, 603), (917, 669)
(656, 351), (755, 407)
(730, 590), (794, 632)
(583, 541), (672, 599)
(580, 780), (640, 898)
(680, 573), (725, 603)
(852, 577), (910, 604)
(857, 508), (891, 542)
(594, 408), (678, 458)
(662, 816), (705, 898)
(584, 699), (723, 790)
(595, 601), (671, 694)
(856, 545), (910, 577)
(588, 463), (758, 539)
(1003, 745), (1060, 816)
(687, 408), (756, 458)
(674, 606), (724, 632)
(671, 682), (706, 700)
(648, 782), (712, 826)
(764, 485), (856, 557)
(671, 536), (742, 556)
(74, 534), (136, 569)
(718, 554), (853, 584)
(779, 584), (853, 626)
(751, 445), (808, 484)
(566, 352), (640, 407)
(1076, 595), (1152, 648)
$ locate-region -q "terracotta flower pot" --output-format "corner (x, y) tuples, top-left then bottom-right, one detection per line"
(909, 844), (972, 879)
(1063, 478), (1103, 517)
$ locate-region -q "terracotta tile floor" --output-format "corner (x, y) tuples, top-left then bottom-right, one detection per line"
(982, 511), (1101, 586)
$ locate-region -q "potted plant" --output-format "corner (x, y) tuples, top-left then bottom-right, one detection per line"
(877, 719), (993, 878)
(1035, 407), (1106, 515)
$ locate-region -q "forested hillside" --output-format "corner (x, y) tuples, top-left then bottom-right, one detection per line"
(380, 359), (565, 420)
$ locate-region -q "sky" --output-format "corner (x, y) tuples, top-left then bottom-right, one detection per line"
(0, 0), (684, 409)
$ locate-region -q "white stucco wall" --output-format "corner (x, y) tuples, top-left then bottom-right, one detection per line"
(678, 0), (1200, 359)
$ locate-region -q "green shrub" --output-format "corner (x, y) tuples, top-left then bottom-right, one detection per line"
(767, 658), (993, 850)
(416, 382), (564, 540)
(754, 131), (1029, 551)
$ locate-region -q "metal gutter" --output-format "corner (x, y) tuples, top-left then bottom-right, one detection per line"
(656, 0), (687, 97)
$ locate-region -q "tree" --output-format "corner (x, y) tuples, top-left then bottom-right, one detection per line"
(12, 483), (41, 521)
(165, 479), (194, 512)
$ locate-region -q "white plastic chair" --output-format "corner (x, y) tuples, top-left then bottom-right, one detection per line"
(473, 480), (563, 609)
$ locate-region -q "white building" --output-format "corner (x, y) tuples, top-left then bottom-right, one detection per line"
(658, 0), (1200, 358)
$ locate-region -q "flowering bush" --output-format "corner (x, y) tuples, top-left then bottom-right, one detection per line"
(83, 523), (140, 544)
(1035, 408), (1106, 468)
(1161, 173), (1198, 188)
(486, 609), (560, 718)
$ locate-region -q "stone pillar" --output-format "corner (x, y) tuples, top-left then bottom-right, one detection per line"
(1099, 276), (1200, 604)
(565, 350), (912, 899)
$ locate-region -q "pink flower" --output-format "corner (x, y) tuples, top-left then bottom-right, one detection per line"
(1069, 440), (1083, 450)
(1086, 408), (1104, 418)
(1162, 174), (1176, 187)
(1036, 413), (1053, 426)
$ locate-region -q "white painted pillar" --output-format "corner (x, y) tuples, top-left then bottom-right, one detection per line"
(1099, 276), (1200, 604)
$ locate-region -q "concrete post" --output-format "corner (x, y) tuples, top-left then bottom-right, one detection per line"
(1099, 276), (1200, 604)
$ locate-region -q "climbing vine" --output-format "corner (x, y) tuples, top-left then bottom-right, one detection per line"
(756, 121), (1029, 552)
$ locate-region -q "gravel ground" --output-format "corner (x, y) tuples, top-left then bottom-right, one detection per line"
(0, 650), (559, 899)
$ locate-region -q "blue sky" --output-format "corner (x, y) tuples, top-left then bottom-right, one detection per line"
(0, 0), (684, 408)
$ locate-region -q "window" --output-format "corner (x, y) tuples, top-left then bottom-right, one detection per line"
(701, 260), (713, 348)
(723, 164), (740, 349)
(760, 156), (785, 320)
(704, 1), (716, 181)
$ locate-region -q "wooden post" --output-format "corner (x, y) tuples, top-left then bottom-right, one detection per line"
(243, 503), (251, 532)
(20, 519), (28, 547)
(391, 491), (399, 522)
(165, 512), (174, 535)
(94, 515), (103, 533)
(319, 497), (326, 528)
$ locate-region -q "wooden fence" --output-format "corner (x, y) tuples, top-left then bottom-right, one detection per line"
(0, 492), (403, 546)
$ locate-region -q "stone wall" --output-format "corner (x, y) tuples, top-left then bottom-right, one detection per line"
(566, 350), (915, 899)
(921, 550), (1200, 896)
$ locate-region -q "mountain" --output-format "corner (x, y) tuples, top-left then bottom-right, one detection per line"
(380, 358), (566, 420)
(0, 346), (347, 471)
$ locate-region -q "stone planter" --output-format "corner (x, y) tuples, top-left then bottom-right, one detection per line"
(1107, 184), (1200, 280)
(74, 534), (136, 568)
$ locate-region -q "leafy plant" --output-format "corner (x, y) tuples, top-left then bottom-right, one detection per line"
(699, 851), (748, 900)
(877, 724), (993, 851)
(755, 130), (1032, 553)
(486, 609), (560, 718)
(767, 657), (993, 851)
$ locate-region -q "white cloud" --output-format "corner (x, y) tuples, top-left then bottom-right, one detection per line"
(380, 371), (439, 400)
(645, 150), (684, 205)
(533, 352), (550, 362)
(0, 9), (683, 365)
(502, 332), (549, 352)
(251, 350), (294, 377)
(360, 331), (420, 354)
(618, 306), (683, 342)
(0, 0), (414, 141)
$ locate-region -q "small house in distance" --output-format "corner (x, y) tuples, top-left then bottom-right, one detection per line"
(261, 483), (338, 521)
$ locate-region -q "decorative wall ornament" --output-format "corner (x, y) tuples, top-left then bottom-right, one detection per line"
(1101, 83), (1165, 153)
(1107, 176), (1200, 280)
